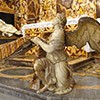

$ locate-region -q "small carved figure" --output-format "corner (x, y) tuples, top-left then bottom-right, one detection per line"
(31, 13), (75, 94)
(0, 19), (21, 36)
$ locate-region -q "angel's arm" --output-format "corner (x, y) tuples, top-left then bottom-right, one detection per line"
(31, 37), (55, 53)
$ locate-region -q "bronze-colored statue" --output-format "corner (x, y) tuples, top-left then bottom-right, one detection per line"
(31, 13), (75, 94)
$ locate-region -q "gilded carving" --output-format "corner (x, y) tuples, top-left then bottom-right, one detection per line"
(57, 0), (96, 18)
(15, 0), (28, 29)
(0, 0), (14, 14)
(57, 0), (96, 31)
(39, 0), (57, 22)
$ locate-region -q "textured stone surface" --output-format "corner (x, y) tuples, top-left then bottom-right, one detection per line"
(0, 77), (30, 89)
(0, 68), (33, 76)
(0, 93), (24, 100)
(0, 73), (100, 100)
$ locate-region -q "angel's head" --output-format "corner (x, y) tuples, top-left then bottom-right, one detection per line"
(52, 13), (67, 27)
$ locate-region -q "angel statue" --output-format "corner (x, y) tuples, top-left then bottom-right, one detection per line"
(31, 13), (75, 94)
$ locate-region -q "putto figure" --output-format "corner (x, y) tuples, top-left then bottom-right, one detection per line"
(31, 13), (75, 94)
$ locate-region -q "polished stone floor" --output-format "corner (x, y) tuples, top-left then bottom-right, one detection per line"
(0, 59), (99, 100)
(0, 46), (100, 100)
(0, 93), (24, 100)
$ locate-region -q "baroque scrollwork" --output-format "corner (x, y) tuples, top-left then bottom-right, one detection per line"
(0, 0), (14, 14)
(39, 0), (57, 22)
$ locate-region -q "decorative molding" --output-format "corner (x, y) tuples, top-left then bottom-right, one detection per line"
(0, 0), (14, 14)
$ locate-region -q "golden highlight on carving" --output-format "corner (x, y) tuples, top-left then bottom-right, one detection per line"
(57, 0), (96, 19)
(25, 27), (53, 37)
(57, 0), (96, 31)
(0, 0), (14, 14)
(65, 45), (88, 58)
(39, 0), (57, 22)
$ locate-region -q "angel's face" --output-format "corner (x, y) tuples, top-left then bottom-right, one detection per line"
(52, 19), (59, 26)
(52, 14), (60, 26)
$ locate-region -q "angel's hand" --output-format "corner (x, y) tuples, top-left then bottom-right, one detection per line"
(31, 37), (40, 45)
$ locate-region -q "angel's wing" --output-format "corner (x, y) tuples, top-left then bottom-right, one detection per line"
(66, 17), (100, 52)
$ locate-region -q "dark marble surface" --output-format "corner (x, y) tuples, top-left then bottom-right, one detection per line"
(0, 77), (29, 89)
(0, 52), (100, 100)
(0, 68), (33, 76)
(0, 75), (100, 100)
